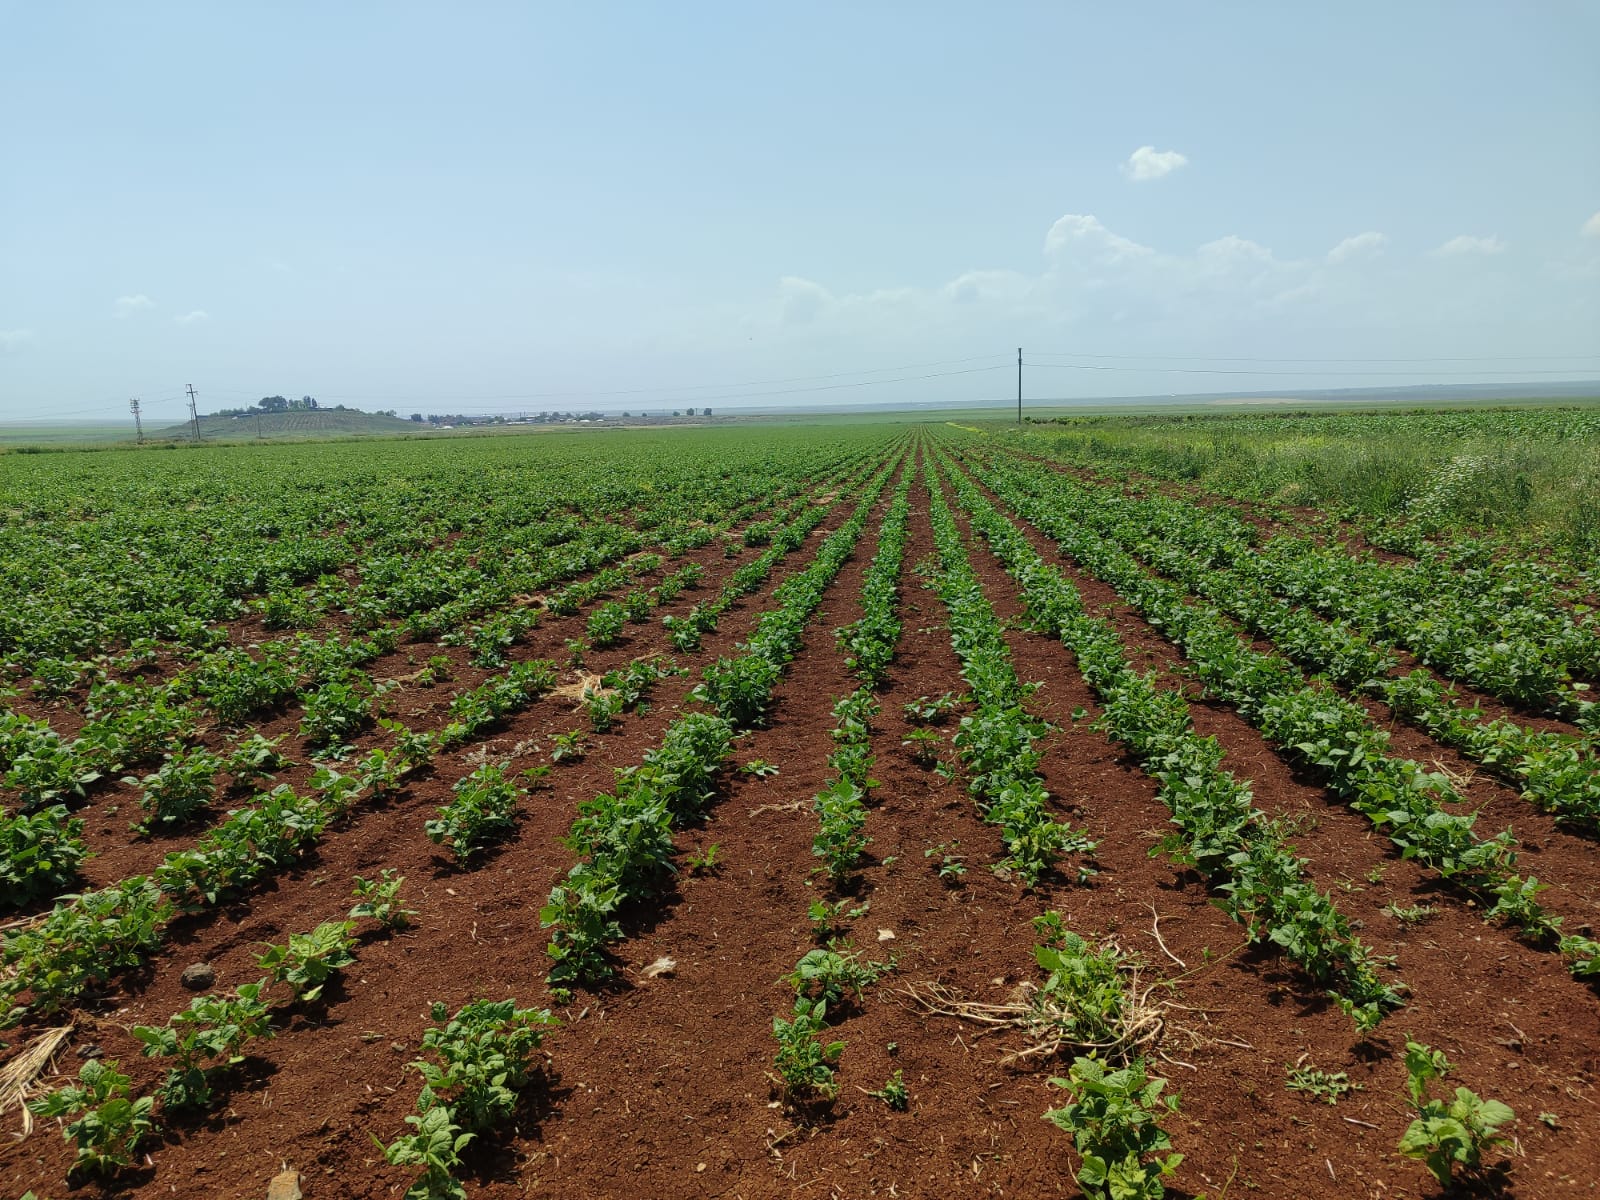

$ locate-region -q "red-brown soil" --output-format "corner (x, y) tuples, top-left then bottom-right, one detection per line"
(5, 445), (1597, 1200)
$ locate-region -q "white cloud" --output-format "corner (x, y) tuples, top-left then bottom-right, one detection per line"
(0, 328), (36, 352)
(1122, 145), (1188, 182)
(1197, 235), (1275, 267)
(941, 269), (1031, 305)
(174, 310), (209, 325)
(1044, 214), (1155, 263)
(114, 293), (154, 318)
(767, 213), (1318, 345)
(1583, 211), (1600, 238)
(1434, 234), (1506, 257)
(1326, 231), (1387, 264)
(778, 276), (832, 325)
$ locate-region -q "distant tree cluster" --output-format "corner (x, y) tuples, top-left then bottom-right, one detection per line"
(621, 407), (712, 419)
(254, 395), (319, 412)
(210, 394), (336, 419)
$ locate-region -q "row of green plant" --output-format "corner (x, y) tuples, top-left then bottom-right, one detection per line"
(0, 803), (87, 908)
(379, 453), (874, 645)
(810, 469), (913, 884)
(0, 626), (398, 826)
(835, 469), (913, 688)
(2, 739), (419, 1022)
(2, 425), (887, 684)
(0, 439), (876, 843)
(1029, 464), (1600, 726)
(771, 946), (892, 1104)
(772, 459), (916, 1115)
(0, 636), (691, 1023)
(541, 453), (903, 986)
(28, 876), (412, 1176)
(965, 450), (1600, 826)
(378, 997), (560, 1200)
(962, 450), (1598, 981)
(1255, 537), (1596, 729)
(939, 456), (1402, 1030)
(922, 460), (1096, 886)
(660, 466), (872, 654)
(0, 439), (877, 938)
(1025, 914), (1184, 1200)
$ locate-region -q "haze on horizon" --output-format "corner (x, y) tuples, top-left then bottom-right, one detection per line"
(2, 2), (1598, 425)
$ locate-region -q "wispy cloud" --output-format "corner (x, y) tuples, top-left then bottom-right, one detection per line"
(1583, 211), (1600, 239)
(1434, 234), (1506, 257)
(766, 212), (1318, 341)
(1044, 214), (1155, 263)
(114, 293), (154, 318)
(1122, 145), (1188, 182)
(1326, 231), (1387, 264)
(0, 328), (36, 352)
(174, 310), (209, 325)
(778, 276), (832, 326)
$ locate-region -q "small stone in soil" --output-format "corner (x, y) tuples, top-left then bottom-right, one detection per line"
(180, 962), (216, 990)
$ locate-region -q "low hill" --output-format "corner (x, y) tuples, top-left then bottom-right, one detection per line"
(153, 408), (425, 441)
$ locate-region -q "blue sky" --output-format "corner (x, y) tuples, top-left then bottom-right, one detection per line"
(2, 2), (1598, 422)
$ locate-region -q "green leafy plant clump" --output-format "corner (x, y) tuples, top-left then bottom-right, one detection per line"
(1043, 1056), (1183, 1200)
(772, 995), (845, 1102)
(256, 920), (358, 1003)
(0, 804), (88, 908)
(424, 761), (524, 862)
(378, 997), (559, 1200)
(412, 998), (559, 1132)
(350, 869), (417, 930)
(132, 979), (274, 1110)
(26, 1058), (159, 1177)
(1398, 1039), (1515, 1188)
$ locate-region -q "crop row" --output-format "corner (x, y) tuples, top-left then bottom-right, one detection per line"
(0, 429), (887, 677)
(0, 449), (875, 1023)
(959, 446), (1600, 826)
(959, 449), (1599, 981)
(0, 639), (703, 1029)
(938, 452), (1402, 1029)
(541, 451), (904, 985)
(0, 452), (894, 1020)
(923, 459), (1096, 885)
(773, 456), (914, 1106)
(0, 463), (880, 917)
(1027, 461), (1600, 725)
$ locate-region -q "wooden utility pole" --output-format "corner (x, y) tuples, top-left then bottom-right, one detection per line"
(186, 383), (202, 442)
(1017, 347), (1022, 425)
(129, 397), (143, 444)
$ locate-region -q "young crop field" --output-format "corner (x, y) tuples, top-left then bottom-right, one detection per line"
(1, 414), (1596, 1200)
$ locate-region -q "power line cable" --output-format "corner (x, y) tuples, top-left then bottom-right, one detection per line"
(1025, 362), (1600, 378)
(1027, 351), (1600, 364)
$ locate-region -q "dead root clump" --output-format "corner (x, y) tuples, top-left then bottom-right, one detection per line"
(899, 933), (1167, 1067)
(549, 671), (616, 706)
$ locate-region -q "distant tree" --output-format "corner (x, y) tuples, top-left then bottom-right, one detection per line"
(303, 395), (319, 410)
(672, 410), (681, 417)
(702, 407), (712, 417)
(257, 395), (289, 412)
(410, 413), (424, 422)
(621, 411), (631, 418)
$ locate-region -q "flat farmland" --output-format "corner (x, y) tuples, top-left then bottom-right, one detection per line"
(2, 416), (1597, 1200)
